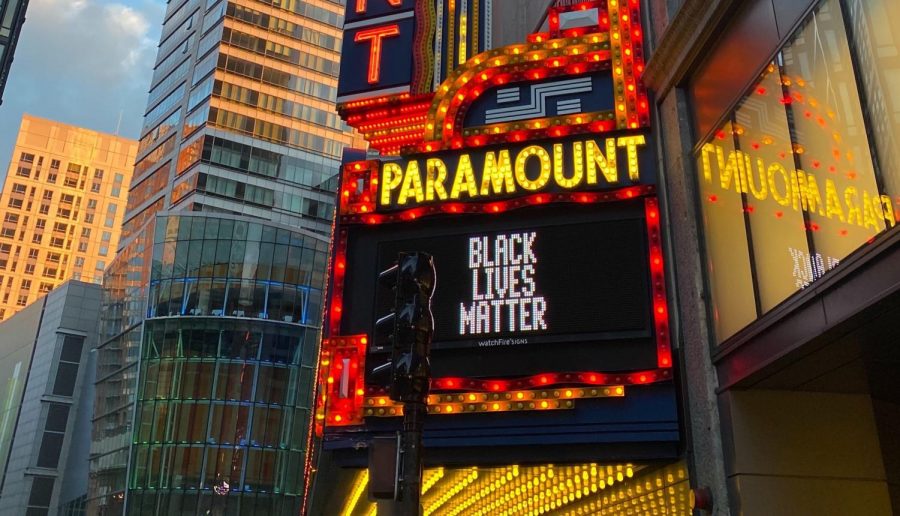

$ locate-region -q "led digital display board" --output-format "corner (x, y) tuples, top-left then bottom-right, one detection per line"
(342, 202), (658, 383)
(366, 212), (651, 348)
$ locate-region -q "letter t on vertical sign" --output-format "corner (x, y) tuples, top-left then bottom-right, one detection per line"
(337, 0), (415, 102)
(355, 25), (401, 84)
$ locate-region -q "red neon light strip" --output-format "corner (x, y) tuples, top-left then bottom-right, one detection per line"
(340, 178), (654, 224)
(355, 24), (401, 84)
(355, 0), (402, 14)
(644, 197), (673, 368)
(364, 368), (673, 395)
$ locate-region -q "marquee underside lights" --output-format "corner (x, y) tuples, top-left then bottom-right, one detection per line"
(337, 462), (691, 516)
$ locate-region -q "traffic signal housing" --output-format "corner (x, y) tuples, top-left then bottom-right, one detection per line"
(374, 252), (436, 403)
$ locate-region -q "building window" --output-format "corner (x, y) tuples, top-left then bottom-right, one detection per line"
(8, 198), (22, 209)
(50, 335), (83, 398)
(78, 242), (88, 252)
(694, 0), (900, 342)
(42, 268), (58, 278)
(87, 199), (97, 209)
(39, 283), (53, 293)
(15, 166), (31, 178)
(12, 183), (26, 194)
(49, 237), (65, 248)
(31, 234), (42, 245)
(94, 169), (104, 179)
(28, 249), (38, 259)
(26, 476), (55, 514)
(20, 153), (35, 163)
(47, 253), (61, 263)
(74, 257), (85, 267)
(91, 182), (101, 193)
(21, 279), (31, 290)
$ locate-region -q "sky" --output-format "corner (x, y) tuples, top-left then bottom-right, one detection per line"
(0, 0), (166, 183)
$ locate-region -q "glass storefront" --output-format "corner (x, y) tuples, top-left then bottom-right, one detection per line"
(696, 0), (900, 342)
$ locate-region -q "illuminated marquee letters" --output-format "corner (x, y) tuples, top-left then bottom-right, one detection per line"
(379, 136), (647, 208)
(355, 25), (401, 84)
(460, 232), (548, 335)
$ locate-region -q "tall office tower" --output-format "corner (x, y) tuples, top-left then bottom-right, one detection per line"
(0, 115), (136, 321)
(87, 0), (363, 514)
(0, 0), (28, 104)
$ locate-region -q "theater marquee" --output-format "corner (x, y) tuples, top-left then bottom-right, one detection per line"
(315, 0), (679, 463)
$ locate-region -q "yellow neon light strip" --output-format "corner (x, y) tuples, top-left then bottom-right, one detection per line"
(422, 467), (446, 494)
(336, 462), (690, 515)
(424, 467), (479, 515)
(364, 386), (625, 417)
(339, 470), (369, 516)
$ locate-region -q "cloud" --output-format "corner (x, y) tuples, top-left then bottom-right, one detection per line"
(0, 0), (165, 179)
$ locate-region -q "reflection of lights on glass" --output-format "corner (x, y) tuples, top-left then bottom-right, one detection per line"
(214, 480), (230, 495)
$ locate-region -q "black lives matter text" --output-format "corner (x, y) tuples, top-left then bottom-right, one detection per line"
(459, 232), (548, 335)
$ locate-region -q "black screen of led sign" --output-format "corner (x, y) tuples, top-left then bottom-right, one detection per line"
(341, 203), (656, 378)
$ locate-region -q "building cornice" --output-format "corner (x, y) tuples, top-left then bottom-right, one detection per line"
(643, 0), (738, 98)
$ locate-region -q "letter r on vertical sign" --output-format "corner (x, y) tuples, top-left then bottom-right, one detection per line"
(355, 25), (401, 84)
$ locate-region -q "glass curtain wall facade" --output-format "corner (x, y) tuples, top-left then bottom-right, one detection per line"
(125, 214), (324, 515)
(88, 0), (361, 513)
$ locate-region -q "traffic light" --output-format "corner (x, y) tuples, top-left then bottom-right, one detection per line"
(374, 252), (436, 403)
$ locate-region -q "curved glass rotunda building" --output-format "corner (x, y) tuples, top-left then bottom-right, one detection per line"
(124, 214), (325, 514)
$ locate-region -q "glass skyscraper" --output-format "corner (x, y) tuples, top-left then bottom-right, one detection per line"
(87, 0), (362, 513)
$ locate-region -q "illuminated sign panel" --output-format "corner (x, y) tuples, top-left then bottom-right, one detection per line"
(345, 0), (415, 24)
(370, 135), (650, 210)
(338, 19), (416, 98)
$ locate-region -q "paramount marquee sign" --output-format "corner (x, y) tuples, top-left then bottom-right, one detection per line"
(378, 136), (648, 208)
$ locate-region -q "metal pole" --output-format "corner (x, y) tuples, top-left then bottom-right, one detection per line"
(397, 400), (426, 515)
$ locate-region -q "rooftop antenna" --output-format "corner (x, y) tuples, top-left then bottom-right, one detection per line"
(114, 109), (123, 136)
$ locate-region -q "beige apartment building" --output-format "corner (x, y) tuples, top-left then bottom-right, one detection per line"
(0, 114), (136, 321)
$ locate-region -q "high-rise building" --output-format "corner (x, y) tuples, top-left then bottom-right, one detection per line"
(0, 0), (28, 104)
(0, 280), (102, 516)
(87, 0), (363, 514)
(0, 115), (136, 321)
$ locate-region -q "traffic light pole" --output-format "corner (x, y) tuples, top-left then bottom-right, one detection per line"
(397, 400), (427, 515)
(374, 252), (435, 515)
